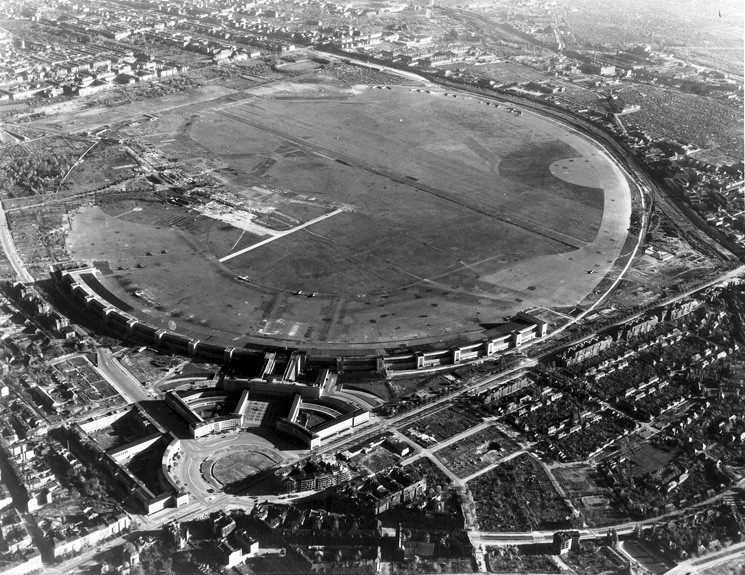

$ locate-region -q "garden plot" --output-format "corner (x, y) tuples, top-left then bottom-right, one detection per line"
(469, 454), (573, 532)
(434, 425), (520, 479)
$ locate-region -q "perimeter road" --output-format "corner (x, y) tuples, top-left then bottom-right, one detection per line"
(96, 348), (150, 404)
(0, 201), (35, 283)
(218, 208), (345, 263)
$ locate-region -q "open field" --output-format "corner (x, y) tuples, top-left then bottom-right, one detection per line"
(402, 403), (484, 446)
(61, 75), (632, 350)
(470, 454), (573, 532)
(620, 540), (676, 575)
(486, 546), (560, 574)
(552, 465), (629, 527)
(210, 446), (280, 485)
(701, 556), (745, 575)
(358, 446), (400, 474)
(629, 444), (676, 474)
(435, 425), (520, 478)
(562, 541), (629, 575)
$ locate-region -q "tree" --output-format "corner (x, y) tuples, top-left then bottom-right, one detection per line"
(123, 542), (137, 556)
(155, 557), (174, 575)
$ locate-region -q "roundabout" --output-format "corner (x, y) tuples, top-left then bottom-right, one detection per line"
(169, 432), (301, 499)
(208, 446), (282, 487)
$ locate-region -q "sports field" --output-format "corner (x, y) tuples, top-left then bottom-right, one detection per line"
(210, 447), (279, 485)
(65, 74), (632, 350)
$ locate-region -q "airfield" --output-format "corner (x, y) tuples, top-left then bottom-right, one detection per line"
(65, 73), (632, 351)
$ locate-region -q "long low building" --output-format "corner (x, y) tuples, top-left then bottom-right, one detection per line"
(51, 264), (549, 375)
(276, 407), (370, 449)
(70, 409), (189, 515)
(164, 379), (370, 448)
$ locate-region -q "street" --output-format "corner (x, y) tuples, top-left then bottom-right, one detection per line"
(96, 348), (151, 404)
(0, 199), (35, 283)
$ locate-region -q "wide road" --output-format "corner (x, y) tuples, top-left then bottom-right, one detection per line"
(96, 348), (150, 404)
(664, 541), (745, 575)
(533, 263), (745, 362)
(0, 199), (35, 283)
(470, 476), (745, 548)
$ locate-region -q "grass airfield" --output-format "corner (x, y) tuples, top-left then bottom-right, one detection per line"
(66, 73), (632, 350)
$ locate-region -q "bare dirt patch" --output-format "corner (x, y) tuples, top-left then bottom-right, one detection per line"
(211, 447), (279, 485)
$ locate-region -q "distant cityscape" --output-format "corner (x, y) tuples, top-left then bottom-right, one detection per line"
(0, 0), (743, 574)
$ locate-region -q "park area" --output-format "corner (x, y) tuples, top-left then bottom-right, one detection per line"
(0, 134), (88, 200)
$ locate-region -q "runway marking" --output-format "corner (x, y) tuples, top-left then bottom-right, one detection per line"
(320, 298), (347, 341)
(219, 208), (344, 262)
(257, 292), (287, 335)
